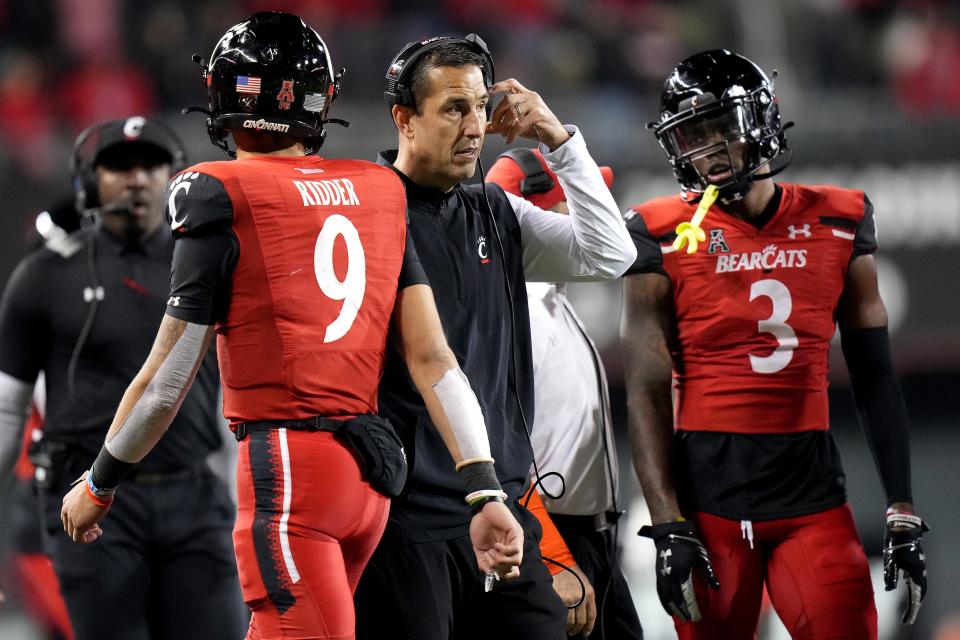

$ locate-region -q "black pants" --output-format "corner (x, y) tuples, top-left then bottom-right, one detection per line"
(38, 466), (247, 640)
(355, 503), (567, 640)
(550, 515), (643, 640)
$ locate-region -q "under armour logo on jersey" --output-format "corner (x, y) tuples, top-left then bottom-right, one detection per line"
(168, 296), (181, 307)
(83, 286), (105, 302)
(477, 235), (490, 264)
(294, 167), (325, 174)
(660, 549), (673, 576)
(168, 171), (200, 232)
(788, 224), (812, 239)
(706, 228), (730, 254)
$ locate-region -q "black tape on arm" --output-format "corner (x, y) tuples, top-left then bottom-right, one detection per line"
(459, 460), (502, 494)
(840, 326), (912, 504)
(90, 445), (134, 490)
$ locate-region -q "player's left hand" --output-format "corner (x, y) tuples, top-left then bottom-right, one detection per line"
(486, 79), (570, 150)
(884, 508), (929, 625)
(60, 471), (111, 544)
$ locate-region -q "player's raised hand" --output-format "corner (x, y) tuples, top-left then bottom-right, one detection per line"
(470, 500), (523, 581)
(485, 79), (569, 150)
(884, 509), (929, 624)
(640, 519), (720, 623)
(61, 471), (112, 544)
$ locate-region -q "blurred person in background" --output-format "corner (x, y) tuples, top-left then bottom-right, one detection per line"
(355, 33), (636, 640)
(0, 116), (246, 640)
(620, 49), (929, 639)
(0, 49), (60, 181)
(1, 396), (74, 640)
(0, 201), (82, 640)
(486, 148), (645, 640)
(59, 12), (524, 639)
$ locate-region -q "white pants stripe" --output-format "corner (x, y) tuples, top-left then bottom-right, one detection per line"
(277, 428), (301, 583)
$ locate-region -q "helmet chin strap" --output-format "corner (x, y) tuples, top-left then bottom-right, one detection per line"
(717, 174), (753, 205)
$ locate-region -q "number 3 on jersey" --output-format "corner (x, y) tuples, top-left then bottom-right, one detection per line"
(314, 214), (366, 343)
(748, 279), (798, 374)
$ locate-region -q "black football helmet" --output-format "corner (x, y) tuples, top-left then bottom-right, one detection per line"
(189, 12), (345, 155)
(650, 49), (791, 203)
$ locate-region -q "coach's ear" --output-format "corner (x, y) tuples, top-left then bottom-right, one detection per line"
(392, 104), (415, 140)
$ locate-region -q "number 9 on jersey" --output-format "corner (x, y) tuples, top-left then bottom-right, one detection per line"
(314, 214), (366, 343)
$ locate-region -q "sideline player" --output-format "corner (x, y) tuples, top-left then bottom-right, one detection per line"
(60, 12), (522, 639)
(621, 49), (929, 639)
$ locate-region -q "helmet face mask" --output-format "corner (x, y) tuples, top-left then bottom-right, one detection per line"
(651, 49), (790, 202)
(198, 12), (341, 156)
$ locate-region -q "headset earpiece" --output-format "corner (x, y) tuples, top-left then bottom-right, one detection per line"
(70, 121), (106, 214)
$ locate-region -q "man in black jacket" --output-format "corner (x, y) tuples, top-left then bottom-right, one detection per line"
(355, 36), (637, 639)
(0, 118), (245, 640)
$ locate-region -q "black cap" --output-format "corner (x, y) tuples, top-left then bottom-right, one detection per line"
(83, 116), (185, 169)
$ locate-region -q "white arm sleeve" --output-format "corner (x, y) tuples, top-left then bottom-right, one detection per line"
(432, 367), (491, 464)
(106, 322), (213, 463)
(511, 126), (637, 282)
(0, 370), (34, 484)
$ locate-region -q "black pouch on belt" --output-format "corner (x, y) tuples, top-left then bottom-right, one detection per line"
(27, 438), (71, 490)
(334, 414), (408, 498)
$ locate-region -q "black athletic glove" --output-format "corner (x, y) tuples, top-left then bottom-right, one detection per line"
(884, 510), (929, 625)
(639, 519), (720, 622)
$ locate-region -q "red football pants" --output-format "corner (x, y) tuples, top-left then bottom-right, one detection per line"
(234, 429), (389, 640)
(675, 504), (877, 640)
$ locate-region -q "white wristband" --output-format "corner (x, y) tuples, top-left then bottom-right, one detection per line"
(465, 489), (508, 506)
(886, 510), (923, 530)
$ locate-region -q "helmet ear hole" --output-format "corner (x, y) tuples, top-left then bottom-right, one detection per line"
(762, 95), (779, 128)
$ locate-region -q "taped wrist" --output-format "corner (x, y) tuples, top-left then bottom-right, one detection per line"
(459, 461), (505, 514)
(91, 445), (134, 490)
(840, 326), (912, 504)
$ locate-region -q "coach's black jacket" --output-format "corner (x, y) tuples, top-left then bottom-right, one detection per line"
(375, 130), (635, 543)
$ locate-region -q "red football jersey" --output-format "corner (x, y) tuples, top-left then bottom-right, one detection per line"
(169, 156), (408, 423)
(627, 183), (877, 434)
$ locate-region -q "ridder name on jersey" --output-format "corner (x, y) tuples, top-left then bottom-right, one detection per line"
(715, 246), (807, 273)
(293, 178), (361, 208)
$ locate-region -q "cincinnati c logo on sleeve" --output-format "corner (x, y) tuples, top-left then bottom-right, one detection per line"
(168, 172), (200, 231)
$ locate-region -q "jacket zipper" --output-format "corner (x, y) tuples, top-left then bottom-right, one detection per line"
(433, 199), (464, 301)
